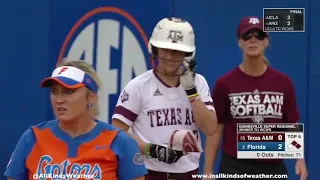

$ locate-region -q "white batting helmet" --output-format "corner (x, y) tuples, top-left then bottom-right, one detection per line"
(148, 17), (196, 57)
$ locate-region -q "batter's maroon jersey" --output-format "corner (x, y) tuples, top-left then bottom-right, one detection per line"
(212, 66), (300, 162)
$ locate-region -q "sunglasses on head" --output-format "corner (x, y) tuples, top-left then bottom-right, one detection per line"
(241, 31), (267, 41)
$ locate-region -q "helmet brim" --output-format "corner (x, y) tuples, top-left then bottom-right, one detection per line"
(150, 39), (195, 53)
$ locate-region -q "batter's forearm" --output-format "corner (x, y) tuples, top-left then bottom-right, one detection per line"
(191, 98), (217, 136)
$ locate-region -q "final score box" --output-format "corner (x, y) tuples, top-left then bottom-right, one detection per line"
(263, 8), (305, 32)
(237, 123), (304, 159)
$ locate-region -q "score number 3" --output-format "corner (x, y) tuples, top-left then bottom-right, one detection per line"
(287, 15), (291, 26)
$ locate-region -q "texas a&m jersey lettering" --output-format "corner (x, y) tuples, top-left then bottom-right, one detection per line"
(147, 108), (195, 127)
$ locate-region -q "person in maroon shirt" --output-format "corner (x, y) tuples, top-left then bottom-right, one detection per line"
(203, 16), (308, 180)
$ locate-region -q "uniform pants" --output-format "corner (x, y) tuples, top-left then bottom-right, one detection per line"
(219, 153), (288, 180)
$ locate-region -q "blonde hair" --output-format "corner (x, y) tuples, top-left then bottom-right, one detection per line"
(58, 60), (101, 118)
(263, 56), (269, 65)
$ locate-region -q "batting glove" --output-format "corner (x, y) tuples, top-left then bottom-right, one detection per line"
(179, 57), (198, 98)
(149, 144), (184, 164)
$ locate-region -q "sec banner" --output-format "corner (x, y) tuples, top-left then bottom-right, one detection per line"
(56, 7), (151, 122)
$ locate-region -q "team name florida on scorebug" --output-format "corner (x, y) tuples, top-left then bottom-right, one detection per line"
(33, 173), (95, 179)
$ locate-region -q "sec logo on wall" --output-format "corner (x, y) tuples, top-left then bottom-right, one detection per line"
(57, 7), (151, 123)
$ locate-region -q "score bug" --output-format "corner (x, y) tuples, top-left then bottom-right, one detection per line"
(237, 123), (304, 159)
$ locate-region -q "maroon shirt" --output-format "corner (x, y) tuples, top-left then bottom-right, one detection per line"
(212, 66), (300, 162)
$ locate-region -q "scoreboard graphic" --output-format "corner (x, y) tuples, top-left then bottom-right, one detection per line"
(237, 123), (304, 159)
(263, 8), (305, 32)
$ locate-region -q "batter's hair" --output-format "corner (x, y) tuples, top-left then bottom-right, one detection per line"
(58, 60), (101, 118)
